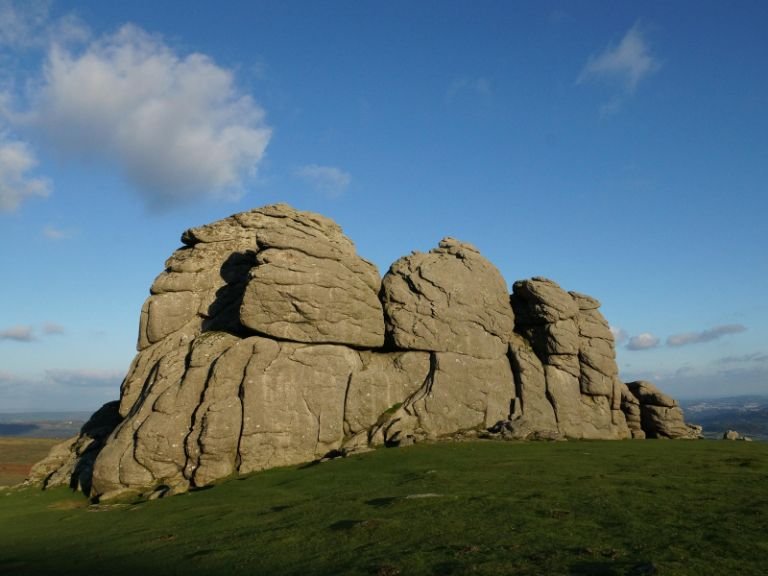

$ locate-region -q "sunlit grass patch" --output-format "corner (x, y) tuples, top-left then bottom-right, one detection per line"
(1, 440), (766, 575)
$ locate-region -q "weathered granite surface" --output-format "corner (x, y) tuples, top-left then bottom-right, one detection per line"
(29, 204), (700, 500)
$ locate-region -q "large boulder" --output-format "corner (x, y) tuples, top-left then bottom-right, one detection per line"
(139, 203), (384, 352)
(381, 238), (514, 359)
(239, 207), (385, 347)
(28, 204), (699, 501)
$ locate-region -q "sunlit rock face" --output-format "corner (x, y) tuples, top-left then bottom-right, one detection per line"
(28, 204), (699, 500)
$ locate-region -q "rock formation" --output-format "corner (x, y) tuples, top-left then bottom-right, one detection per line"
(623, 381), (702, 439)
(29, 204), (700, 500)
(722, 430), (752, 441)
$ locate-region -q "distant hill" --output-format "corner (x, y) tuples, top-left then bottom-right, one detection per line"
(3, 400), (763, 493)
(3, 399), (768, 441)
(680, 396), (768, 440)
(0, 412), (90, 438)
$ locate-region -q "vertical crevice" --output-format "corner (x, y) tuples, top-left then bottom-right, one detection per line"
(341, 362), (356, 438)
(543, 369), (560, 425)
(234, 352), (253, 474)
(182, 351), (223, 483)
(507, 349), (524, 414)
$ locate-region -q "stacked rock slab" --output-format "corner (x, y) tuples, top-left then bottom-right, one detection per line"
(29, 204), (698, 500)
(374, 238), (516, 445)
(623, 381), (702, 439)
(510, 278), (630, 440)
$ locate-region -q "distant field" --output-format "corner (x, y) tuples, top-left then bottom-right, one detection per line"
(0, 437), (60, 486)
(2, 440), (767, 576)
(0, 413), (88, 438)
(681, 396), (768, 441)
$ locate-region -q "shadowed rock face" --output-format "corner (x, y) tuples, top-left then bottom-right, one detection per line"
(30, 204), (699, 500)
(623, 381), (701, 439)
(509, 278), (628, 440)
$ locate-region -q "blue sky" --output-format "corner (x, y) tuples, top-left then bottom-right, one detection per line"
(1, 0), (766, 411)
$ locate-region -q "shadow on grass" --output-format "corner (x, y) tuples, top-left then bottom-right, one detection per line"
(569, 560), (657, 575)
(365, 497), (397, 508)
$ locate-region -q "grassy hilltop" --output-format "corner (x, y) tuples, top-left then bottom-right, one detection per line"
(1, 440), (767, 576)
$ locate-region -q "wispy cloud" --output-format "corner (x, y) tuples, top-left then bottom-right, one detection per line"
(598, 98), (623, 119)
(624, 361), (768, 398)
(626, 332), (660, 351)
(0, 0), (87, 51)
(0, 322), (65, 341)
(0, 136), (50, 212)
(667, 324), (746, 347)
(717, 351), (768, 365)
(446, 76), (493, 104)
(0, 369), (23, 384)
(0, 0), (51, 49)
(42, 225), (72, 239)
(578, 23), (659, 93)
(0, 324), (35, 341)
(42, 322), (65, 335)
(0, 366), (120, 411)
(44, 368), (122, 388)
(295, 164), (351, 197)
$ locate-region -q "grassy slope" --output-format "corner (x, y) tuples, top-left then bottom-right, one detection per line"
(1, 440), (767, 576)
(0, 437), (61, 486)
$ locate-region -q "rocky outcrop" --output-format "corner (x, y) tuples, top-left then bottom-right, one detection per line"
(27, 401), (121, 493)
(30, 204), (699, 500)
(510, 278), (629, 440)
(624, 381), (702, 439)
(374, 238), (516, 446)
(722, 430), (752, 441)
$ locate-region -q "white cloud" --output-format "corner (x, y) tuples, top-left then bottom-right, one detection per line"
(0, 322), (65, 340)
(295, 163), (351, 197)
(22, 24), (271, 209)
(626, 332), (660, 351)
(42, 322), (64, 335)
(609, 325), (628, 344)
(579, 23), (658, 92)
(0, 136), (50, 211)
(0, 324), (35, 341)
(667, 324), (747, 347)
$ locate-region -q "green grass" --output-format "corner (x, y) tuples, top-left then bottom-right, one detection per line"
(2, 440), (767, 575)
